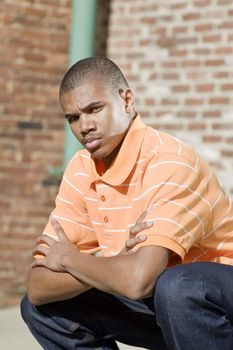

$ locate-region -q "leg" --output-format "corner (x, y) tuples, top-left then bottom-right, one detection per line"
(21, 288), (168, 350)
(155, 262), (233, 350)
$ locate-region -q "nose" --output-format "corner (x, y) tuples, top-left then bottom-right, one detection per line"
(79, 114), (96, 135)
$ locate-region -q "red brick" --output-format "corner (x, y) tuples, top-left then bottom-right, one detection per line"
(185, 98), (204, 105)
(171, 85), (190, 93)
(170, 2), (187, 9)
(181, 60), (201, 67)
(221, 84), (233, 91)
(203, 135), (222, 142)
(221, 150), (233, 157)
(226, 137), (233, 144)
(205, 59), (224, 66)
(183, 13), (201, 20)
(215, 47), (233, 54)
(209, 97), (229, 104)
(196, 84), (214, 92)
(195, 23), (213, 31)
(203, 34), (222, 42)
(203, 110), (221, 117)
(213, 72), (229, 79)
(170, 49), (187, 57)
(178, 111), (196, 118)
(188, 123), (206, 130)
(172, 26), (188, 34)
(193, 48), (210, 55)
(162, 73), (180, 80)
(194, 0), (211, 6)
(212, 123), (233, 130)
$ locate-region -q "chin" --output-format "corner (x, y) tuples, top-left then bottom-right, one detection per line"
(90, 149), (108, 160)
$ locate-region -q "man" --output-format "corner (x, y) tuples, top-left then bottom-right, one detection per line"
(21, 57), (233, 350)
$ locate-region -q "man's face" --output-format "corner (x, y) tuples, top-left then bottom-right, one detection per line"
(60, 81), (134, 166)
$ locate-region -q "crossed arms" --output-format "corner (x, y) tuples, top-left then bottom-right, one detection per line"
(27, 212), (170, 305)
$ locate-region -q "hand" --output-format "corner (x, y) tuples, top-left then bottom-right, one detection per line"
(119, 210), (153, 255)
(31, 219), (79, 272)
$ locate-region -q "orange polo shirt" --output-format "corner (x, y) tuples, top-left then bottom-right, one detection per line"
(43, 115), (233, 266)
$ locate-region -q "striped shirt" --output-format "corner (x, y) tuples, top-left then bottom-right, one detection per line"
(43, 115), (233, 266)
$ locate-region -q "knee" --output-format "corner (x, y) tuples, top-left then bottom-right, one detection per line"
(20, 294), (37, 324)
(155, 265), (204, 312)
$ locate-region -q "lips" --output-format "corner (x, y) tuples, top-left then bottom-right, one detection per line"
(83, 137), (102, 151)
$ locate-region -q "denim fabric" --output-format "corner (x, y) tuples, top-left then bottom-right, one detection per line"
(21, 262), (233, 349)
(21, 288), (167, 350)
(155, 262), (233, 349)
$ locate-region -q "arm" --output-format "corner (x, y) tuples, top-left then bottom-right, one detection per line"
(27, 267), (91, 306)
(63, 245), (170, 300)
(33, 219), (170, 300)
(28, 211), (150, 305)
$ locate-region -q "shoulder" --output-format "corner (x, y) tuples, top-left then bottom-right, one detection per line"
(64, 149), (91, 177)
(144, 126), (201, 169)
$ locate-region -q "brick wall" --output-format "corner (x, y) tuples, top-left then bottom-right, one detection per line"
(0, 0), (71, 306)
(108, 0), (233, 196)
(0, 0), (110, 307)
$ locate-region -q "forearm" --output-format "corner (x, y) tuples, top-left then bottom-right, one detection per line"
(63, 254), (131, 296)
(62, 247), (168, 300)
(27, 266), (91, 305)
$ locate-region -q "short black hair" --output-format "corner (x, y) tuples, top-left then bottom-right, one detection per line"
(59, 56), (129, 96)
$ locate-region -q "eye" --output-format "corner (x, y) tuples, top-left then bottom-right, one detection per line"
(67, 115), (79, 124)
(89, 105), (103, 114)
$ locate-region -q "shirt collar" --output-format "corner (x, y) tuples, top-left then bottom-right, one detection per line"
(89, 114), (147, 186)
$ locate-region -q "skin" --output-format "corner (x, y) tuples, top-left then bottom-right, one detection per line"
(61, 81), (136, 166)
(27, 80), (170, 305)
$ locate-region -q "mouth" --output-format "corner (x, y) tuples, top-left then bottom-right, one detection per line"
(83, 137), (102, 152)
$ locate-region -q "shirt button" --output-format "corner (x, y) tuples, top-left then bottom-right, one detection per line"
(104, 216), (108, 223)
(100, 195), (105, 202)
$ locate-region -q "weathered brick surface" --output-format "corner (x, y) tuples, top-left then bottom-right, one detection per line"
(0, 0), (110, 307)
(0, 0), (71, 306)
(108, 0), (233, 196)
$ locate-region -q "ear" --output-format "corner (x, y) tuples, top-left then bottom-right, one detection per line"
(120, 89), (135, 113)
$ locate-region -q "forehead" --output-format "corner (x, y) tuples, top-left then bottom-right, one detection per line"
(60, 81), (113, 111)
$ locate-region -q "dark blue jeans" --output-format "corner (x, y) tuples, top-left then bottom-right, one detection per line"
(21, 262), (233, 349)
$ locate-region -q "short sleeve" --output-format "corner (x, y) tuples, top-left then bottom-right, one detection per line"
(43, 160), (99, 254)
(135, 153), (211, 261)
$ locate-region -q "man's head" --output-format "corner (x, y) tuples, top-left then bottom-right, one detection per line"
(59, 57), (136, 167)
(60, 56), (129, 97)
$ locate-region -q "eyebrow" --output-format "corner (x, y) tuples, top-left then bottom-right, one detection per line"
(64, 101), (103, 119)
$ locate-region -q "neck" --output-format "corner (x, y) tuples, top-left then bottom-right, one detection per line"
(104, 112), (137, 167)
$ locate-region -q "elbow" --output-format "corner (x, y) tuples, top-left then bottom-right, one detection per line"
(27, 289), (45, 306)
(26, 268), (48, 306)
(124, 277), (156, 300)
(27, 282), (46, 305)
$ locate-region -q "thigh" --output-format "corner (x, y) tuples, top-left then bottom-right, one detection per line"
(38, 289), (168, 349)
(157, 262), (233, 321)
(154, 262), (233, 350)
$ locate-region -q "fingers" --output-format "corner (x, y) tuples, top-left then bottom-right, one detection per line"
(33, 233), (57, 257)
(130, 220), (153, 236)
(135, 209), (149, 225)
(32, 244), (50, 258)
(31, 258), (45, 268)
(36, 234), (56, 247)
(50, 217), (67, 241)
(125, 234), (147, 249)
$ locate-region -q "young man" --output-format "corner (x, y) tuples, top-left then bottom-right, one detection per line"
(21, 57), (233, 350)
